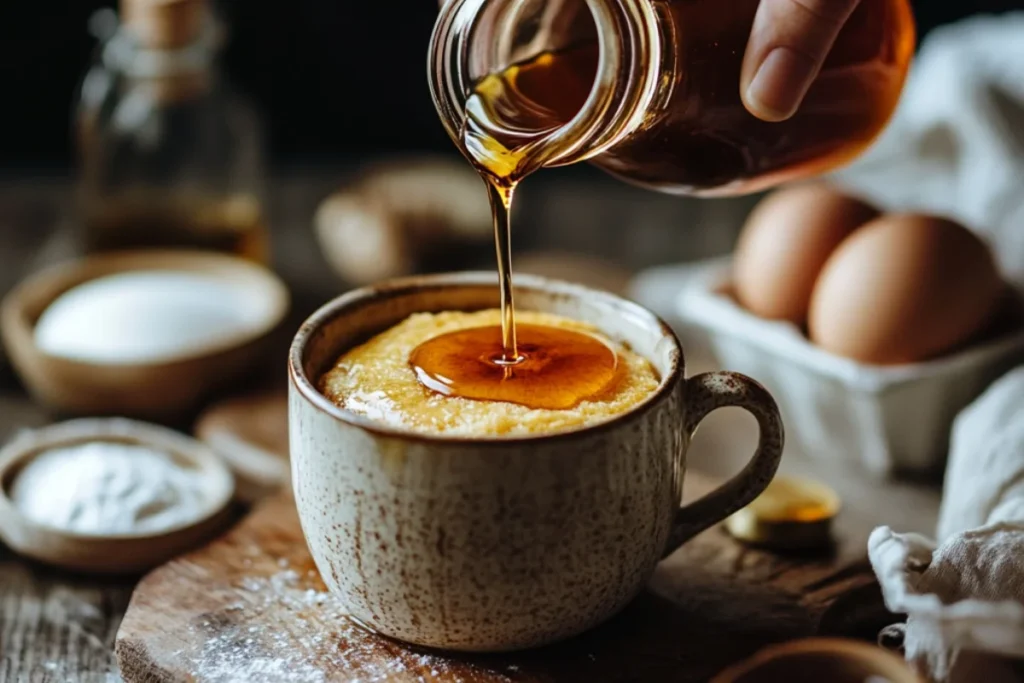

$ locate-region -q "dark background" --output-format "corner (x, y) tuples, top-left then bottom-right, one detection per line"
(1, 0), (1022, 170)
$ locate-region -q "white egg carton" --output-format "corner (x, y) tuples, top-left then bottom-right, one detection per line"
(666, 258), (1024, 477)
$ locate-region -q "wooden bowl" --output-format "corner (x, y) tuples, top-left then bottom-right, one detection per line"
(0, 418), (235, 574)
(194, 390), (289, 503)
(711, 638), (921, 683)
(0, 250), (289, 421)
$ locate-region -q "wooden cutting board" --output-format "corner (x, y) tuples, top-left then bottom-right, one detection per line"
(115, 472), (886, 683)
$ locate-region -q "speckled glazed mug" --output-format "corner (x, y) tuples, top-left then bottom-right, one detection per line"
(289, 272), (784, 652)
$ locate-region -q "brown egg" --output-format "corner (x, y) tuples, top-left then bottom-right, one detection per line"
(733, 184), (879, 324)
(809, 214), (1004, 364)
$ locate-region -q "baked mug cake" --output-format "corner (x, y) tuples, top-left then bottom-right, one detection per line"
(319, 309), (660, 436)
(289, 272), (784, 651)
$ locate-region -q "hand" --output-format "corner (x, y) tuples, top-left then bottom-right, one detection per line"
(740, 0), (862, 122)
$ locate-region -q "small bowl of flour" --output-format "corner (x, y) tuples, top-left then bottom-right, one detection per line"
(0, 418), (235, 574)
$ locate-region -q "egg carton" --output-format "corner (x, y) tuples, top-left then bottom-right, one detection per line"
(664, 258), (1024, 477)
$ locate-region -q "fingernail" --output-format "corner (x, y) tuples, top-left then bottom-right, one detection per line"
(745, 47), (816, 122)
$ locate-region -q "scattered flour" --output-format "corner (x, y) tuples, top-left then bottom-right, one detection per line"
(188, 559), (516, 683)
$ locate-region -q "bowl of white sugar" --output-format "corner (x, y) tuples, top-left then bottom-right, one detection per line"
(0, 251), (290, 420)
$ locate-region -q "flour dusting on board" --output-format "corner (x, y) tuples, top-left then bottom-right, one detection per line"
(187, 559), (515, 683)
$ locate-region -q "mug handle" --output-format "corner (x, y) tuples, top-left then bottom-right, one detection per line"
(663, 371), (784, 557)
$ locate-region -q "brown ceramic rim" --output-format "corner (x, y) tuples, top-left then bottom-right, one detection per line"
(1, 249), (290, 368)
(712, 637), (920, 682)
(0, 418), (235, 541)
(288, 271), (684, 446)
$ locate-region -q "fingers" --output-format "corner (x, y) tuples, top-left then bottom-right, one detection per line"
(741, 0), (862, 122)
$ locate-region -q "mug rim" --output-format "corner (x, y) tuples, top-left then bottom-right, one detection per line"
(288, 271), (684, 445)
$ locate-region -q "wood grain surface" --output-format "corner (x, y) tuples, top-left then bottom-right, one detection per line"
(115, 472), (884, 683)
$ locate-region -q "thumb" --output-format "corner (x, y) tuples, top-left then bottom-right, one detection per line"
(741, 0), (862, 122)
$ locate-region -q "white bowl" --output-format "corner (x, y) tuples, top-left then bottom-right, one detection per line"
(670, 258), (1024, 477)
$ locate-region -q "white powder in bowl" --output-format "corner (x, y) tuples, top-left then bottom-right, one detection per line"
(34, 271), (263, 364)
(9, 441), (209, 535)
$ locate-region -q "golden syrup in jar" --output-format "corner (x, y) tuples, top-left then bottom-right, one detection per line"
(459, 0), (914, 194)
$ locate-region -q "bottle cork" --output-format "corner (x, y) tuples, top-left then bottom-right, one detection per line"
(120, 0), (207, 49)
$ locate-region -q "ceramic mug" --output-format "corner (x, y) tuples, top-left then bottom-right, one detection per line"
(289, 272), (784, 652)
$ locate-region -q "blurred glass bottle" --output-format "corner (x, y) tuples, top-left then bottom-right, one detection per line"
(75, 0), (268, 262)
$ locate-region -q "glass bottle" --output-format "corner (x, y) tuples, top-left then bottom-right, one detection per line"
(75, 0), (268, 261)
(429, 0), (915, 196)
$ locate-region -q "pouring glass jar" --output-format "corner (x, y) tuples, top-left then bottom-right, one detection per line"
(429, 0), (915, 196)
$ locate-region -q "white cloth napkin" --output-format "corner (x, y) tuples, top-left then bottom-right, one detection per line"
(855, 14), (1024, 681)
(832, 12), (1024, 288)
(869, 365), (1024, 681)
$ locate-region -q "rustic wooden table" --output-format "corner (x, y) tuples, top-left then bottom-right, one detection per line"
(0, 168), (943, 682)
